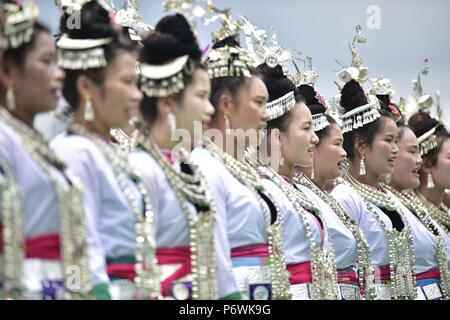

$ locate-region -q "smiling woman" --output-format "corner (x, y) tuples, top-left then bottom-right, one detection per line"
(49, 0), (156, 300)
(128, 13), (221, 300)
(331, 79), (418, 300)
(0, 0), (91, 300)
(385, 119), (450, 300)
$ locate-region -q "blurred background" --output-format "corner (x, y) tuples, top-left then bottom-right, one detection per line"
(35, 0), (450, 136)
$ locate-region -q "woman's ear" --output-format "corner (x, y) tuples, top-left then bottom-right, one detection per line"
(76, 75), (96, 103)
(157, 97), (176, 118)
(0, 57), (17, 88)
(217, 93), (232, 119)
(355, 136), (367, 159)
(421, 158), (433, 175)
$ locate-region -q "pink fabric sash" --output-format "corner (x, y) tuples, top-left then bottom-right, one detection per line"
(0, 224), (61, 260)
(287, 262), (312, 285)
(230, 244), (269, 258)
(416, 269), (441, 281)
(374, 266), (441, 282)
(338, 269), (358, 284)
(106, 247), (192, 297)
(157, 247), (192, 296)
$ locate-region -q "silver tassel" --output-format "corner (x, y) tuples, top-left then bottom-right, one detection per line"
(84, 99), (95, 122)
(359, 158), (366, 176)
(427, 173), (435, 189)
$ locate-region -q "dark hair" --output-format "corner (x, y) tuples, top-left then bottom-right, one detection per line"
(340, 80), (395, 160)
(409, 111), (450, 167)
(209, 37), (258, 120)
(2, 22), (50, 67)
(213, 35), (241, 50)
(139, 14), (205, 125)
(60, 1), (136, 109)
(255, 63), (300, 132)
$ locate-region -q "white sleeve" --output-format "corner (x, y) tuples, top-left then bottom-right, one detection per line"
(53, 143), (110, 286)
(331, 184), (363, 224)
(192, 152), (241, 299)
(128, 152), (162, 228)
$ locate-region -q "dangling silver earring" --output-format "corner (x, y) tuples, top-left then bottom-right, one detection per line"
(6, 85), (16, 111)
(167, 112), (176, 136)
(427, 173), (435, 189)
(311, 165), (315, 180)
(385, 174), (392, 184)
(84, 97), (95, 121)
(359, 157), (366, 176)
(224, 114), (231, 135)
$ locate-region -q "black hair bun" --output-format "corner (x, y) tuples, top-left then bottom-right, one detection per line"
(212, 35), (241, 49)
(153, 13), (201, 61)
(409, 112), (443, 138)
(141, 32), (187, 64)
(298, 84), (326, 115)
(376, 94), (391, 110)
(256, 63), (297, 102)
(60, 0), (117, 40)
(340, 79), (368, 112)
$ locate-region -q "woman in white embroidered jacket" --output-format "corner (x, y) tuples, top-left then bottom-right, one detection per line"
(250, 64), (339, 300)
(50, 0), (154, 300)
(190, 34), (291, 300)
(331, 79), (417, 300)
(295, 84), (375, 300)
(386, 112), (450, 299)
(128, 13), (236, 300)
(0, 0), (91, 300)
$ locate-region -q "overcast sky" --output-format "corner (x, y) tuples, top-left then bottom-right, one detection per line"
(35, 0), (450, 124)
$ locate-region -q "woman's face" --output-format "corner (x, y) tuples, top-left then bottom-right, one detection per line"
(8, 31), (64, 114)
(229, 75), (269, 133)
(430, 138), (450, 189)
(280, 102), (319, 167)
(171, 68), (214, 137)
(313, 123), (347, 180)
(363, 117), (399, 176)
(90, 50), (142, 129)
(392, 127), (422, 190)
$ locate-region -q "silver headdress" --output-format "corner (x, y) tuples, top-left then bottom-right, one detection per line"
(205, 6), (244, 44)
(113, 0), (153, 42)
(326, 95), (344, 128)
(207, 45), (254, 79)
(340, 95), (381, 134)
(203, 3), (254, 79)
(335, 25), (369, 87)
(241, 17), (292, 75)
(404, 59), (443, 121)
(266, 91), (296, 121)
(55, 0), (115, 70)
(56, 35), (113, 70)
(370, 75), (396, 97)
(312, 112), (330, 132)
(290, 52), (319, 87)
(334, 25), (381, 133)
(139, 55), (191, 98)
(164, 0), (216, 30)
(417, 124), (439, 156)
(4, 0), (40, 49)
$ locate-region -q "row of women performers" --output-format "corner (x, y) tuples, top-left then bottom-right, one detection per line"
(0, 0), (449, 300)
